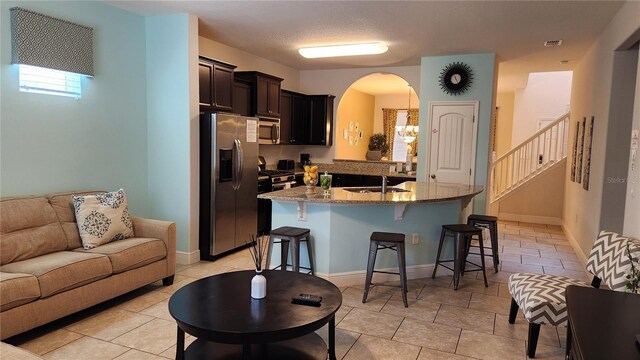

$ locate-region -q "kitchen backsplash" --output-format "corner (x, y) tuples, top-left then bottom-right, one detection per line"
(258, 144), (333, 165)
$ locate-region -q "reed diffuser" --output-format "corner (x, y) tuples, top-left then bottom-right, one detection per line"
(247, 234), (267, 299)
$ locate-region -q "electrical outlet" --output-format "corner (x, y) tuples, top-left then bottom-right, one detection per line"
(411, 233), (419, 245)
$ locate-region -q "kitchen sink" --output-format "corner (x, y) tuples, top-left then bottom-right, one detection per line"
(343, 187), (410, 194)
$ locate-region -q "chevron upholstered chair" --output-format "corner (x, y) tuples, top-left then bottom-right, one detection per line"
(507, 230), (640, 358)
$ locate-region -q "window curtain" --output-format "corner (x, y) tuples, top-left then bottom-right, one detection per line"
(383, 108), (420, 159)
(382, 108), (398, 159)
(407, 108), (419, 156)
(10, 7), (94, 76)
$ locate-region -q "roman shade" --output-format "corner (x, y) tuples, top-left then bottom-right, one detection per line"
(10, 7), (93, 76)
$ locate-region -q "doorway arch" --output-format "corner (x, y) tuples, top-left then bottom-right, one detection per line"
(335, 72), (420, 161)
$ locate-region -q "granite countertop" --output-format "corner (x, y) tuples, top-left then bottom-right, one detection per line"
(258, 181), (484, 204)
(292, 169), (415, 178)
(292, 166), (416, 178)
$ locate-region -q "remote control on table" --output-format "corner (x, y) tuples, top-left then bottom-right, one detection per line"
(291, 294), (322, 306)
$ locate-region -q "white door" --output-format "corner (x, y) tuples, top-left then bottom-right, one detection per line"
(428, 102), (478, 185)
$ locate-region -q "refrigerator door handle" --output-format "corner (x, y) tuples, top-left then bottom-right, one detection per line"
(231, 140), (238, 190)
(271, 124), (278, 144)
(236, 139), (244, 189)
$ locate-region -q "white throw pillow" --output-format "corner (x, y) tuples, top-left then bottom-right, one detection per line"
(73, 189), (134, 250)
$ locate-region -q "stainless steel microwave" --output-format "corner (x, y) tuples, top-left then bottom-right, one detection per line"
(258, 117), (280, 144)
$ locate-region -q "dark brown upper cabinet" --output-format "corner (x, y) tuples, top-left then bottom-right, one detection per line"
(232, 79), (251, 117)
(307, 95), (335, 146)
(235, 72), (283, 118)
(199, 56), (236, 112)
(280, 91), (292, 144)
(280, 90), (309, 145)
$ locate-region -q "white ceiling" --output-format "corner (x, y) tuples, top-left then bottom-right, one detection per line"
(108, 1), (624, 92)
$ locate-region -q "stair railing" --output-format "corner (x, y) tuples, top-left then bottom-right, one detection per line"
(490, 112), (570, 203)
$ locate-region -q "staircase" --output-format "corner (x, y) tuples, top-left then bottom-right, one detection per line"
(490, 112), (570, 202)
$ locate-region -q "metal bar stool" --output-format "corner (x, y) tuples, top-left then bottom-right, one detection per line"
(362, 232), (408, 307)
(265, 226), (314, 275)
(467, 214), (499, 272)
(432, 224), (489, 290)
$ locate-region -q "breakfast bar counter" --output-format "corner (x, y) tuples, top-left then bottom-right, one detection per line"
(258, 181), (483, 204)
(259, 182), (484, 286)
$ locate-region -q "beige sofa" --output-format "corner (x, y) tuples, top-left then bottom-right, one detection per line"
(0, 191), (176, 340)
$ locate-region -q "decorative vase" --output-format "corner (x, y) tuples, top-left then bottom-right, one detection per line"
(251, 270), (266, 299)
(366, 150), (382, 161)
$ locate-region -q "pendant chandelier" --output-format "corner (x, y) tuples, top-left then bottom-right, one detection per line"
(396, 85), (418, 143)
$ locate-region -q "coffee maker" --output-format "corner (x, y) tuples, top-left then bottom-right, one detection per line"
(300, 153), (311, 166)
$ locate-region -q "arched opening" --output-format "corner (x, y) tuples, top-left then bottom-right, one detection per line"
(335, 73), (419, 163)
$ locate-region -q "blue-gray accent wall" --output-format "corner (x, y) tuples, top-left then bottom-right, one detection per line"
(417, 53), (497, 213)
(0, 1), (149, 216)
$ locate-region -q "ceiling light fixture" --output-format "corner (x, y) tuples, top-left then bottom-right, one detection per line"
(298, 42), (388, 59)
(396, 85), (418, 144)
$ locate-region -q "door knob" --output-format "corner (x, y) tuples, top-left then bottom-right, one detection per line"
(430, 174), (436, 179)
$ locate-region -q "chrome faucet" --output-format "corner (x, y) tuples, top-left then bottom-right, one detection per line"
(381, 175), (388, 194)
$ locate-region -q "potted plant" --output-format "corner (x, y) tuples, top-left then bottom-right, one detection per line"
(366, 133), (389, 161)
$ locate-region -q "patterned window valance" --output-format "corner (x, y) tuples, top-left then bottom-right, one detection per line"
(10, 7), (93, 76)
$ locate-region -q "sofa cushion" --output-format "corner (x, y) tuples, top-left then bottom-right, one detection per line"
(0, 197), (67, 265)
(73, 189), (135, 250)
(73, 237), (166, 274)
(0, 272), (41, 311)
(48, 191), (102, 250)
(1, 252), (112, 298)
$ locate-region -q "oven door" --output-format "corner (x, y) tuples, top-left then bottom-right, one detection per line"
(271, 181), (296, 191)
(258, 119), (280, 144)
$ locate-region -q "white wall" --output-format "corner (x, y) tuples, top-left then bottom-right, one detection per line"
(199, 36), (300, 91)
(564, 1), (640, 258)
(624, 46), (640, 238)
(512, 71), (572, 146)
(373, 93), (420, 133)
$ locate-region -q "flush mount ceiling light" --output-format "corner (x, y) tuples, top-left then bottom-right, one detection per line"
(298, 42), (388, 59)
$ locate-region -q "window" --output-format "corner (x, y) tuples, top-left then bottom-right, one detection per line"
(392, 110), (408, 162)
(19, 64), (81, 98)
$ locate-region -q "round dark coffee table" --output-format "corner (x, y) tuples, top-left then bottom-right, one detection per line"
(168, 270), (342, 360)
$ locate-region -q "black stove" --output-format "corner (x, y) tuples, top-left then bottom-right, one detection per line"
(257, 170), (297, 237)
(259, 170), (296, 185)
(259, 169), (294, 176)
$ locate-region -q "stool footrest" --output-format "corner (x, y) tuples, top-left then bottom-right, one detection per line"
(372, 270), (402, 276)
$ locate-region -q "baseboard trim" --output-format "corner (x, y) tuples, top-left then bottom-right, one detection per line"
(176, 250), (201, 265)
(560, 222), (589, 265)
(315, 264), (441, 287)
(498, 213), (563, 226)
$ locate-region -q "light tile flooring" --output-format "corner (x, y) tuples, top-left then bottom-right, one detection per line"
(6, 221), (590, 360)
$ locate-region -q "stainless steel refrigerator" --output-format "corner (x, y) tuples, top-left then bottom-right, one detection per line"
(200, 112), (259, 259)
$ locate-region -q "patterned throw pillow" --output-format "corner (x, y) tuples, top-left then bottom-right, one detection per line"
(73, 189), (134, 250)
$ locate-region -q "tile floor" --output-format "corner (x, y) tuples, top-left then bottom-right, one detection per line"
(6, 221), (591, 360)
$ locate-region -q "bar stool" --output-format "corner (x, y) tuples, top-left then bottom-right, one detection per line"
(467, 214), (499, 272)
(266, 226), (314, 275)
(362, 232), (408, 307)
(432, 224), (488, 290)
